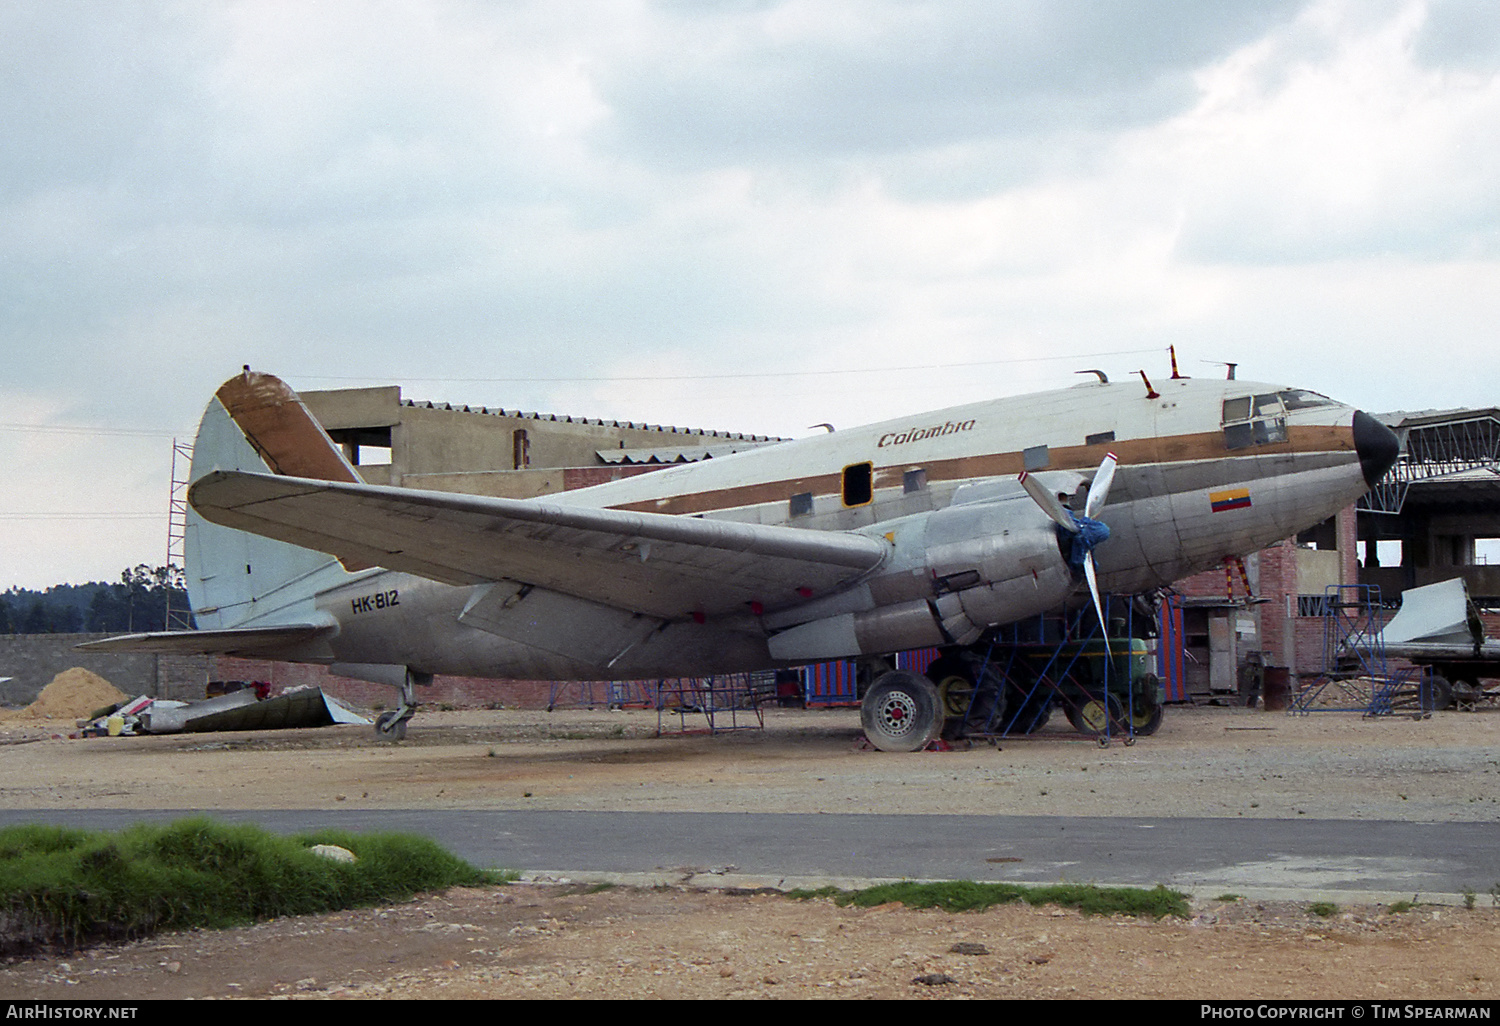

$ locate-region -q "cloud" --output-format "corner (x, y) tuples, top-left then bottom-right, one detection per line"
(3, 1), (1500, 586)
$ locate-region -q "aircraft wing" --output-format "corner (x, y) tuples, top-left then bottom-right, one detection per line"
(188, 470), (889, 620)
(75, 623), (335, 656)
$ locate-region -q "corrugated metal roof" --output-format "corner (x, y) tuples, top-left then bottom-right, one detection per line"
(1376, 408), (1500, 428)
(400, 397), (786, 442)
(596, 441), (784, 465)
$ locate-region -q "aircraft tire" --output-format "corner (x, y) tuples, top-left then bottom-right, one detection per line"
(862, 671), (943, 752)
(375, 710), (408, 741)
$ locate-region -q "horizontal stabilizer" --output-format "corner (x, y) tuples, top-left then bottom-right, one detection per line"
(76, 623), (335, 656)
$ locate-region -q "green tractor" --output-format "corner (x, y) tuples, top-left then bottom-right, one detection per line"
(924, 637), (1164, 739)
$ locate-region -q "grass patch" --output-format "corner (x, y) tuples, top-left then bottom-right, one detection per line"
(0, 817), (499, 957)
(1309, 901), (1339, 918)
(1388, 900), (1416, 914)
(788, 880), (1189, 919)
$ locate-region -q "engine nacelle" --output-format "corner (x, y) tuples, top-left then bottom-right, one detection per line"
(766, 497), (1076, 661)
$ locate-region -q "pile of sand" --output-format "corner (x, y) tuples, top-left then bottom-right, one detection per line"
(18, 668), (128, 721)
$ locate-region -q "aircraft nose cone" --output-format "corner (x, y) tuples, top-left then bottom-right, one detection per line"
(1353, 410), (1399, 486)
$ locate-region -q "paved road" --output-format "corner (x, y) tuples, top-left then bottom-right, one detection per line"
(4, 809), (1495, 902)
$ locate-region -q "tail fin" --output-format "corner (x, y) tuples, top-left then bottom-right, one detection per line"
(186, 369), (364, 630)
(214, 367), (363, 483)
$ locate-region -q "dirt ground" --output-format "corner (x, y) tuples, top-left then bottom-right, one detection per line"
(2, 700), (1499, 1000)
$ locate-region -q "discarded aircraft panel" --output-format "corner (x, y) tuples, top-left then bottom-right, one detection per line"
(1377, 578), (1500, 710)
(139, 688), (369, 734)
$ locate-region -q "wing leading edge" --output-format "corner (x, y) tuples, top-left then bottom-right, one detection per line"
(188, 470), (889, 620)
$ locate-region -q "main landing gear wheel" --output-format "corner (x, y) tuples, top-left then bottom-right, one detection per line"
(861, 670), (943, 752)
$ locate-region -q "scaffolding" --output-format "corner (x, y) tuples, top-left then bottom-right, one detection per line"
(938, 595), (1161, 746)
(164, 438), (194, 631)
(544, 679), (657, 711)
(1289, 584), (1435, 716)
(655, 673), (769, 736)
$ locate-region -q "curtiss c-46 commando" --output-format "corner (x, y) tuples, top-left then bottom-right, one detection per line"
(87, 367), (1399, 749)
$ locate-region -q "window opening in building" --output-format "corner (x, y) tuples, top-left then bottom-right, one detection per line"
(327, 426), (392, 467)
(513, 429), (530, 470)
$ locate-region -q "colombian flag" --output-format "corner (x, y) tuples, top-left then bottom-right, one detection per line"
(1210, 488), (1252, 513)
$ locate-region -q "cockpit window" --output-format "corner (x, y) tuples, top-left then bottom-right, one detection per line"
(1223, 393), (1288, 451)
(1278, 389), (1337, 411)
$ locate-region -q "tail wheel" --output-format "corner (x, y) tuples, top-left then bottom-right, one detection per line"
(375, 710), (408, 741)
(861, 671), (943, 752)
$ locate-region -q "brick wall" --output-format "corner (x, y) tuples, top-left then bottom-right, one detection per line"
(0, 634), (210, 705)
(207, 656), (625, 711)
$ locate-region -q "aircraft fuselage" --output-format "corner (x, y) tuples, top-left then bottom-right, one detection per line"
(218, 374), (1393, 682)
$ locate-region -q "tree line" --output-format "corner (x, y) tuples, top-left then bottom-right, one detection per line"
(0, 565), (190, 634)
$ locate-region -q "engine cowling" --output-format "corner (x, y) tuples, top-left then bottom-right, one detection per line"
(765, 497), (1075, 661)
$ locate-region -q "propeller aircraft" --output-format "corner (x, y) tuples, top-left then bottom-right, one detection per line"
(86, 367), (1399, 750)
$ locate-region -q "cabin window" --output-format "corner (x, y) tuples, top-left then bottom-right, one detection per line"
(1085, 430), (1115, 446)
(1023, 445), (1050, 471)
(1222, 394), (1287, 451)
(903, 468), (928, 494)
(842, 463), (873, 507)
(789, 491), (814, 517)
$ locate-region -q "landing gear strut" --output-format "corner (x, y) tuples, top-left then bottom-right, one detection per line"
(374, 669), (427, 741)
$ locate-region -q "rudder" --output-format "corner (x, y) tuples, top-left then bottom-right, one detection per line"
(185, 370), (363, 630)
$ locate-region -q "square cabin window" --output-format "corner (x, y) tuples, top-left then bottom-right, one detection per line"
(842, 462), (873, 507)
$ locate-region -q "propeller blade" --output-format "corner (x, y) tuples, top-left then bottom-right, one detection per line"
(1019, 470), (1080, 533)
(1083, 553), (1107, 637)
(1083, 452), (1118, 520)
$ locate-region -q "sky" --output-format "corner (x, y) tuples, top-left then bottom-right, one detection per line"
(4, 0), (1500, 590)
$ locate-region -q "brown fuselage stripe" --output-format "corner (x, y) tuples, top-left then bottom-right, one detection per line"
(607, 424), (1356, 516)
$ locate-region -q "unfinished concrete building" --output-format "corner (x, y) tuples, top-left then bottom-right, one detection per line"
(300, 385), (787, 500)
